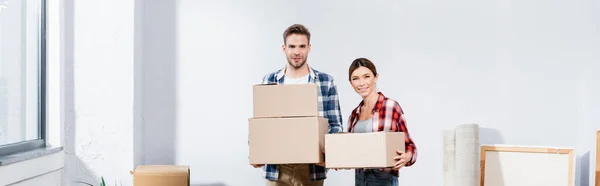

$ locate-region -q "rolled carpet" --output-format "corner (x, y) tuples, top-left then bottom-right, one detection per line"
(454, 124), (480, 186)
(443, 129), (455, 186)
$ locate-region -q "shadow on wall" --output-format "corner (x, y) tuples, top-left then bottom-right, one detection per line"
(576, 151), (590, 186)
(479, 127), (505, 145)
(134, 0), (179, 166)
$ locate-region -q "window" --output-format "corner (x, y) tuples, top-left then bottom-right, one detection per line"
(0, 0), (46, 156)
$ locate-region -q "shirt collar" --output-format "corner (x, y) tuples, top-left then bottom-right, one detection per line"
(275, 65), (318, 83)
(354, 92), (386, 114)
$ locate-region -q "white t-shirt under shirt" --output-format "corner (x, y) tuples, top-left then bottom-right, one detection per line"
(283, 74), (309, 84)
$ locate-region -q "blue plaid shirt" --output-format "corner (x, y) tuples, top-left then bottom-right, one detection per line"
(260, 66), (344, 181)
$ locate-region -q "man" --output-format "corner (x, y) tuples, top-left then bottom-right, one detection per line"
(252, 24), (343, 186)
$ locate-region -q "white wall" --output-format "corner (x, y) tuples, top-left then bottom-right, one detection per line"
(137, 0), (600, 186)
(61, 0), (136, 185)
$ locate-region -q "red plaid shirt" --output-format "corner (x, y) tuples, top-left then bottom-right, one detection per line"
(348, 92), (418, 173)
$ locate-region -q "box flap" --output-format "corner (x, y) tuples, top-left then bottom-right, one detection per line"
(133, 165), (189, 175)
(254, 83), (277, 86)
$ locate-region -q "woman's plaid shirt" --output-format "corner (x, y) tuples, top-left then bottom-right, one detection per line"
(347, 92), (418, 176)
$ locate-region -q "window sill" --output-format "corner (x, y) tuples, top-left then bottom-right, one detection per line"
(0, 147), (64, 186)
(0, 146), (63, 166)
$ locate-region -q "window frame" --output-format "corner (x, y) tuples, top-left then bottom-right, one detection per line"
(0, 0), (47, 157)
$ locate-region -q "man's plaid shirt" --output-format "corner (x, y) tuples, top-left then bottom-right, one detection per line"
(259, 66), (343, 181)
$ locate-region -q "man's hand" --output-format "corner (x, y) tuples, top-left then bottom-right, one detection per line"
(316, 144), (326, 167)
(392, 150), (412, 170)
(251, 164), (264, 168)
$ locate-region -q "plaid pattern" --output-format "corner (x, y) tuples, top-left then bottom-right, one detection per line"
(260, 66), (343, 181)
(348, 92), (418, 175)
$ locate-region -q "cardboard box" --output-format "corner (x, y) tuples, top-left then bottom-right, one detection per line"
(248, 117), (328, 164)
(131, 165), (190, 186)
(324, 132), (405, 168)
(595, 171), (599, 186)
(596, 130), (600, 186)
(253, 84), (319, 118)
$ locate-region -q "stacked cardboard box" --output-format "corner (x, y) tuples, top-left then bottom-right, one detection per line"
(325, 132), (405, 168)
(248, 84), (328, 164)
(131, 165), (190, 186)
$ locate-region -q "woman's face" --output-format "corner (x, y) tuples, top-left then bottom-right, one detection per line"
(350, 66), (378, 98)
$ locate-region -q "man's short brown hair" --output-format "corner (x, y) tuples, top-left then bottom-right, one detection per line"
(283, 24), (311, 44)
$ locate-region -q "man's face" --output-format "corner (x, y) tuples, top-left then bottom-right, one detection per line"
(283, 34), (311, 69)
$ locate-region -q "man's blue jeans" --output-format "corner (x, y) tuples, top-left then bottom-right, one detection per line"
(355, 169), (399, 186)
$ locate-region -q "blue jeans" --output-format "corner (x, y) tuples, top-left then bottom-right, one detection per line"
(355, 169), (399, 186)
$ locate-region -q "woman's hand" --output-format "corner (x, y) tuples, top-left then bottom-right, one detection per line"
(333, 168), (351, 171)
(251, 164), (264, 168)
(392, 150), (412, 170)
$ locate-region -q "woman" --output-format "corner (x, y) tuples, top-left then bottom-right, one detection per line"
(347, 58), (418, 186)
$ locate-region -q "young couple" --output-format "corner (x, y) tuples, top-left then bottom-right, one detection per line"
(252, 24), (418, 186)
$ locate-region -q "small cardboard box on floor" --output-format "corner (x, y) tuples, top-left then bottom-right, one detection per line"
(248, 83), (328, 164)
(325, 132), (405, 168)
(131, 165), (190, 186)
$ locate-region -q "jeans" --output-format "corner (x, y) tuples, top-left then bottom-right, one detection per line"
(355, 169), (399, 186)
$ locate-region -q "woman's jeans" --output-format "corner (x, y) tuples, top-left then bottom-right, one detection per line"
(355, 169), (399, 186)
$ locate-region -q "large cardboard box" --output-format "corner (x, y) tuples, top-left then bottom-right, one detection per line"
(248, 117), (328, 164)
(253, 84), (319, 118)
(131, 165), (190, 186)
(325, 132), (405, 168)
